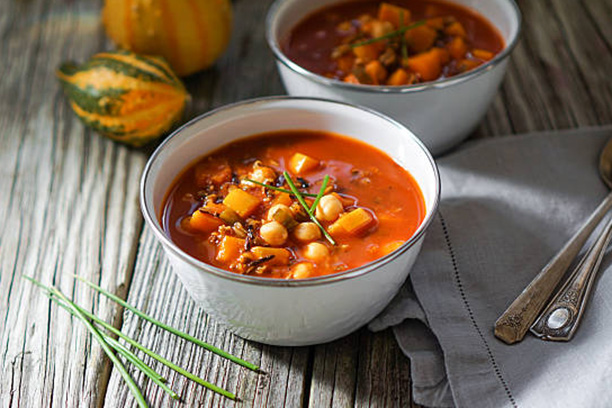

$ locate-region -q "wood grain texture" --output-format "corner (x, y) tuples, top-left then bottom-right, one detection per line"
(0, 0), (146, 407)
(2, 0), (612, 406)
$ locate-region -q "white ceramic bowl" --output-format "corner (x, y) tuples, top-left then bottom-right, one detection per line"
(141, 97), (440, 346)
(266, 0), (521, 155)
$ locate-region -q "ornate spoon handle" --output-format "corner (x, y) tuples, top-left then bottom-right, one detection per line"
(494, 192), (612, 344)
(530, 219), (612, 341)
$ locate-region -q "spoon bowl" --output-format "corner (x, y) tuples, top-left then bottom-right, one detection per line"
(495, 138), (612, 343)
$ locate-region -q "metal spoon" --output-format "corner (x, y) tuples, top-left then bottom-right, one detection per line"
(530, 217), (612, 340)
(494, 138), (612, 344)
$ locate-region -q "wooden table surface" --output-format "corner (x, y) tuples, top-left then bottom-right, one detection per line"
(1, 0), (611, 407)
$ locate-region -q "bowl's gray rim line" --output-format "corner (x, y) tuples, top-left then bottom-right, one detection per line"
(140, 96), (441, 287)
(265, 0), (522, 93)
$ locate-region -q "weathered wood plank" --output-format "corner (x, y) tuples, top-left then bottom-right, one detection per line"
(0, 0), (146, 407)
(102, 228), (311, 407)
(548, 0), (612, 124)
(473, 0), (612, 138)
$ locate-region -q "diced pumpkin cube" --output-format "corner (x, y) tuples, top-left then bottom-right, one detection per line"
(352, 44), (380, 62)
(380, 240), (405, 256)
(250, 246), (291, 266)
(190, 210), (224, 233)
(328, 208), (375, 236)
(378, 3), (411, 29)
(289, 152), (319, 175)
(223, 189), (261, 217)
(388, 68), (409, 86)
(365, 60), (387, 84)
(344, 73), (360, 84)
(457, 58), (481, 72)
(272, 192), (293, 207)
(447, 36), (468, 59)
(407, 48), (444, 81)
(336, 55), (355, 73)
(216, 236), (246, 263)
(371, 20), (395, 39)
(387, 68), (410, 86)
(472, 48), (495, 61)
(405, 25), (437, 53)
(445, 21), (466, 38)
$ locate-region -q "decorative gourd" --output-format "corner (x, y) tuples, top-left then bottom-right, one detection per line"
(102, 0), (233, 77)
(57, 50), (189, 147)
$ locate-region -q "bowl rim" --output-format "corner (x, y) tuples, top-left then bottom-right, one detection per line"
(265, 0), (522, 94)
(140, 96), (441, 287)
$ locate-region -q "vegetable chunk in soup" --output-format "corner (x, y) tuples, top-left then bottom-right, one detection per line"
(282, 0), (504, 86)
(162, 130), (425, 279)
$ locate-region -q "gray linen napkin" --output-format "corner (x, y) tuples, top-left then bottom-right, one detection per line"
(369, 126), (612, 408)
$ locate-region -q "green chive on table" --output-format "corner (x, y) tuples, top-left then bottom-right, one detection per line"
(2, 0), (612, 406)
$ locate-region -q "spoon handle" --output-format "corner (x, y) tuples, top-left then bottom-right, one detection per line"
(530, 218), (612, 341)
(494, 191), (612, 344)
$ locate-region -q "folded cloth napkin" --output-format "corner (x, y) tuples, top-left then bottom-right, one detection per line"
(369, 126), (612, 408)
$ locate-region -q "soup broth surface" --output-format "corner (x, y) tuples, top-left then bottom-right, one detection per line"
(162, 130), (425, 279)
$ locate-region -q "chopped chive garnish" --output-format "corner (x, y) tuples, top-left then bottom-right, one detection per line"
(244, 178), (318, 197)
(310, 175), (330, 213)
(74, 275), (259, 372)
(23, 277), (149, 408)
(349, 20), (425, 48)
(400, 11), (409, 60)
(283, 172), (336, 246)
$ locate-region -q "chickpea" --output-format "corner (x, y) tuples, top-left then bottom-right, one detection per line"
(267, 204), (294, 225)
(248, 162), (276, 184)
(259, 221), (288, 246)
(293, 222), (321, 243)
(315, 195), (343, 222)
(292, 262), (314, 279)
(303, 242), (329, 262)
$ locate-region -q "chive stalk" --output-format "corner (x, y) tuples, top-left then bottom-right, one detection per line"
(283, 171), (336, 246)
(56, 293), (236, 400)
(399, 11), (409, 59)
(74, 275), (259, 372)
(109, 339), (180, 400)
(25, 276), (241, 401)
(309, 175), (330, 213)
(23, 277), (149, 408)
(349, 20), (425, 48)
(244, 178), (318, 197)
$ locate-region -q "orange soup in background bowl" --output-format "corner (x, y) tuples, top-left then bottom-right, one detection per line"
(141, 97), (440, 345)
(266, 0), (521, 154)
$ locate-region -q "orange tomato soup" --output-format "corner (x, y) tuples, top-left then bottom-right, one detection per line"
(282, 0), (504, 85)
(162, 130), (425, 279)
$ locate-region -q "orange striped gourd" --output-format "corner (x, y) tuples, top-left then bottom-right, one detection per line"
(57, 51), (189, 147)
(102, 0), (233, 77)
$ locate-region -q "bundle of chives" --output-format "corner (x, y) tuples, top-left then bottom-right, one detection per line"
(24, 276), (260, 406)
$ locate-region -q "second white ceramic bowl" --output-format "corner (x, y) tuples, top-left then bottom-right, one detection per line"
(266, 0), (521, 155)
(141, 97), (440, 346)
